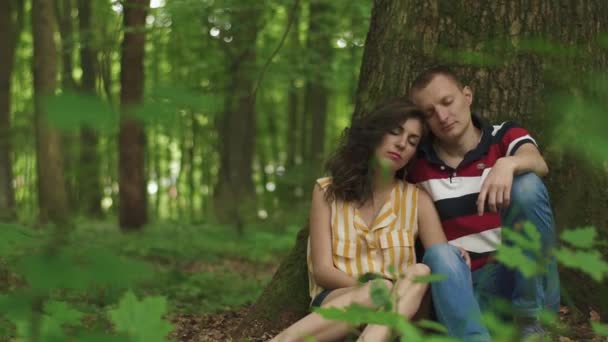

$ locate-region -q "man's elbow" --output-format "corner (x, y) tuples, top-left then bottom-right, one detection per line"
(539, 160), (549, 177)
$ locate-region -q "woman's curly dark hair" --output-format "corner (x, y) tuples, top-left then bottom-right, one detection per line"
(324, 98), (426, 205)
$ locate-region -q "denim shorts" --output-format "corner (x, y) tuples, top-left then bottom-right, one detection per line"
(310, 289), (333, 308)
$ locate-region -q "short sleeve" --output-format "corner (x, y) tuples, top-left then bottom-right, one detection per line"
(494, 122), (537, 156)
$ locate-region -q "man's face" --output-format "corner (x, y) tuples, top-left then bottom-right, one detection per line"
(411, 74), (473, 144)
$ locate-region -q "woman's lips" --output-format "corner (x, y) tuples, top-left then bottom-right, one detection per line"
(387, 152), (401, 161)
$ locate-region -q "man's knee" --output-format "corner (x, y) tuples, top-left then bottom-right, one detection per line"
(422, 243), (466, 274)
(511, 172), (548, 209)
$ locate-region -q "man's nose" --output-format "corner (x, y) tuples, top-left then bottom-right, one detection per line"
(436, 107), (450, 122)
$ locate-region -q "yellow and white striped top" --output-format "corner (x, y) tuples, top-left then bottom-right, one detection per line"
(307, 177), (419, 300)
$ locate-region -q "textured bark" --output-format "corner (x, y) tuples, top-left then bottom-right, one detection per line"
(304, 0), (335, 174)
(77, 0), (103, 218)
(32, 0), (70, 225)
(0, 0), (22, 220)
(237, 226), (310, 337)
(118, 0), (148, 230)
(213, 5), (262, 224)
(250, 0), (608, 332)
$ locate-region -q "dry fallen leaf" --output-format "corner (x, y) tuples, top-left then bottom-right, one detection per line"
(590, 309), (601, 322)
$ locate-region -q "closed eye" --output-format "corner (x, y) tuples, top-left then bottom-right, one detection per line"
(389, 127), (403, 135)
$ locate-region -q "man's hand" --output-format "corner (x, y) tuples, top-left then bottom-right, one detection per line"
(457, 247), (471, 268)
(477, 157), (516, 215)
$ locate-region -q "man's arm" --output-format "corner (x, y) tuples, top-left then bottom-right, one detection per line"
(477, 143), (548, 215)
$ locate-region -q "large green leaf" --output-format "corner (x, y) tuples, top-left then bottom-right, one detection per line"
(14, 301), (83, 342)
(109, 291), (174, 342)
(554, 247), (608, 282)
(16, 249), (153, 291)
(494, 244), (540, 278)
(560, 226), (597, 249)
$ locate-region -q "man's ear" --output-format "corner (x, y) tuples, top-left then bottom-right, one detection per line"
(463, 85), (473, 105)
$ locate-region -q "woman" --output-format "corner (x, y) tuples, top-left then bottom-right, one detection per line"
(271, 99), (484, 342)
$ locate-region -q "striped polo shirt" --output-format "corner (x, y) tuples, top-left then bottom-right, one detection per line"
(408, 115), (537, 270)
(307, 177), (419, 300)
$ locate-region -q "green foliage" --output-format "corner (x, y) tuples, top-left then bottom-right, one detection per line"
(554, 248), (608, 282)
(15, 248), (152, 291)
(592, 321), (608, 336)
(369, 279), (393, 311)
(109, 291), (174, 342)
(495, 222), (544, 278)
(560, 226), (597, 249)
(45, 92), (119, 133)
(13, 301), (83, 342)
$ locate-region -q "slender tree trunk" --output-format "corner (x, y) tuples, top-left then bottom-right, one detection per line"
(118, 0), (148, 230)
(286, 3), (301, 170)
(77, 0), (103, 218)
(153, 127), (161, 219)
(213, 5), (262, 226)
(32, 0), (70, 225)
(188, 112), (196, 221)
(55, 0), (81, 211)
(0, 0), (23, 220)
(304, 0), (335, 175)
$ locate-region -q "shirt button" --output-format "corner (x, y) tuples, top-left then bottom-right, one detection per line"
(440, 166), (446, 170)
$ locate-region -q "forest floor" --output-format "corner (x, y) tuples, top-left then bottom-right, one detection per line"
(1, 221), (607, 341)
(168, 255), (608, 342)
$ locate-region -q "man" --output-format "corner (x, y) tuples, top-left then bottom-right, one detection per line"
(408, 66), (560, 338)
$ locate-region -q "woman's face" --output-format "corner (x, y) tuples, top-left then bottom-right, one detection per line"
(374, 118), (423, 173)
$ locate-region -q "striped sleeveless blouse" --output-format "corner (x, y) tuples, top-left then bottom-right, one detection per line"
(307, 177), (419, 300)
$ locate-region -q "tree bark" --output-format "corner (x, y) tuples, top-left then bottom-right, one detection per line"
(55, 0), (81, 211)
(32, 0), (70, 225)
(213, 5), (262, 225)
(77, 0), (103, 218)
(118, 0), (148, 230)
(0, 0), (23, 221)
(246, 0), (608, 334)
(304, 0), (335, 175)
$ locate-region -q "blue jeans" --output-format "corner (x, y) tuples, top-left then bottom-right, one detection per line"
(472, 173), (560, 319)
(423, 243), (491, 341)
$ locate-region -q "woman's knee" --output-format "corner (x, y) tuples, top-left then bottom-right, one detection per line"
(408, 263), (431, 278)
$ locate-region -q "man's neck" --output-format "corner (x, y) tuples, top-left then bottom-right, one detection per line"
(435, 126), (482, 165)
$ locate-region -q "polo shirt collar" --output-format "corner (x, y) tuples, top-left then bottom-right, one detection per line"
(418, 114), (493, 168)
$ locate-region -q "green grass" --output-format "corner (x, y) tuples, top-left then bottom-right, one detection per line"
(0, 220), (301, 316)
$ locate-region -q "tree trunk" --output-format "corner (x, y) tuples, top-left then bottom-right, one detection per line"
(213, 5), (262, 225)
(118, 0), (148, 230)
(0, 0), (23, 220)
(77, 0), (103, 218)
(55, 0), (81, 211)
(32, 0), (70, 225)
(245, 0), (608, 334)
(236, 226), (310, 337)
(304, 0), (335, 175)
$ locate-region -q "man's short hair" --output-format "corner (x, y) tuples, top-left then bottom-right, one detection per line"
(409, 65), (465, 95)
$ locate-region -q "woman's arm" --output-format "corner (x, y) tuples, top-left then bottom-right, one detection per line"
(417, 189), (448, 248)
(309, 184), (358, 289)
(417, 189), (471, 267)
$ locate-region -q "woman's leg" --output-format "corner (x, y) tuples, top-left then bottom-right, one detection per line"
(270, 279), (393, 342)
(357, 264), (430, 342)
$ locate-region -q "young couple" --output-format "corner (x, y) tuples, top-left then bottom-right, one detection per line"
(271, 66), (560, 342)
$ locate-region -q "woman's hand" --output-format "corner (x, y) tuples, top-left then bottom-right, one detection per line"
(457, 247), (471, 269)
